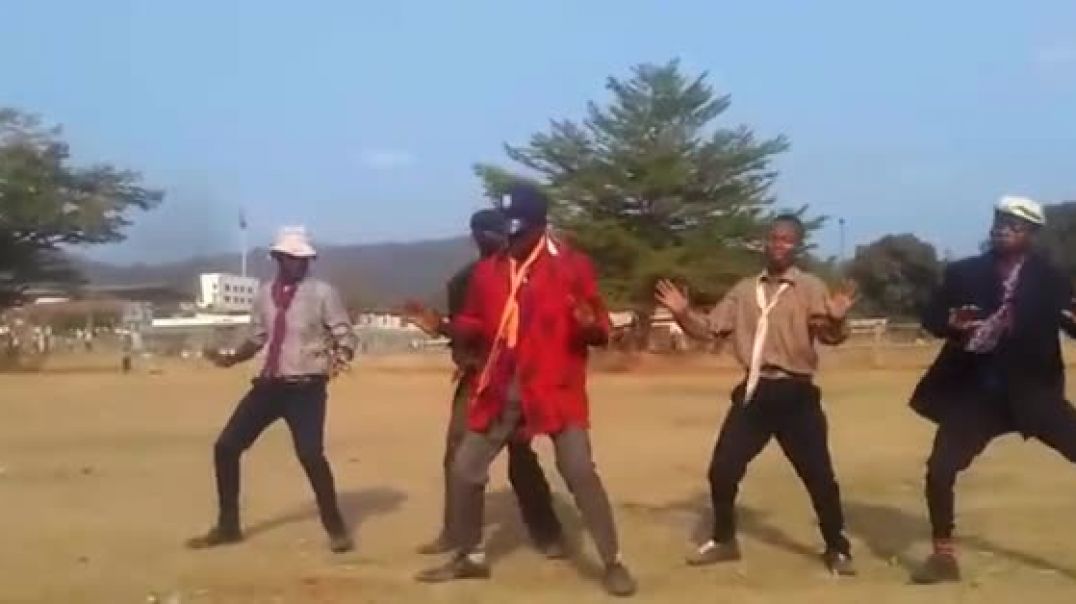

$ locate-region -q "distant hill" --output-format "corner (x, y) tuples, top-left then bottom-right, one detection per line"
(74, 236), (477, 310)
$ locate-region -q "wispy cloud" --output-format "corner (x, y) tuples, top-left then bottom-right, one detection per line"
(358, 148), (415, 171)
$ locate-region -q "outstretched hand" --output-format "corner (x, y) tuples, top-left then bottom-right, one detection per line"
(401, 300), (444, 337)
(654, 279), (690, 315)
(948, 305), (982, 333)
(826, 279), (859, 320)
(203, 346), (237, 368)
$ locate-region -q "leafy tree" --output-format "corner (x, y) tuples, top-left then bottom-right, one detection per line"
(0, 108), (162, 307)
(475, 60), (815, 309)
(847, 233), (940, 318)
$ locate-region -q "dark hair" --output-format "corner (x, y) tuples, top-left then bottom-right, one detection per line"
(771, 214), (806, 241)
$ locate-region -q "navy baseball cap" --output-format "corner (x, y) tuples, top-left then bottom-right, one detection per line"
(499, 182), (549, 235)
(469, 208), (508, 234)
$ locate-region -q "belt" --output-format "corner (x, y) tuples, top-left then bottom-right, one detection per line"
(252, 374), (327, 387)
(758, 365), (812, 382)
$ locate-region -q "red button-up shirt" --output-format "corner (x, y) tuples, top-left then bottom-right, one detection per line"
(453, 241), (611, 437)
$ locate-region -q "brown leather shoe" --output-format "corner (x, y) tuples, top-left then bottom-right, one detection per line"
(602, 562), (638, 597)
(329, 533), (354, 554)
(912, 552), (961, 584)
(185, 526), (243, 549)
(415, 554), (491, 583)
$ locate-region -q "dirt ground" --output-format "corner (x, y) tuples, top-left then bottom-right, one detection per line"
(3, 351), (1076, 603)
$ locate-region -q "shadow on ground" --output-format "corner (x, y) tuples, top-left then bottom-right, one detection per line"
(244, 486), (407, 540)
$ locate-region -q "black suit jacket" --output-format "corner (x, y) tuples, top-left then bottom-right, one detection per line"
(910, 252), (1075, 430)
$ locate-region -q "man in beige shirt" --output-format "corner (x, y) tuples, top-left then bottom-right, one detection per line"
(656, 214), (858, 576)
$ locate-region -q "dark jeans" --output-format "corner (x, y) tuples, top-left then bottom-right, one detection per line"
(926, 396), (1076, 539)
(448, 393), (620, 564)
(213, 378), (346, 536)
(440, 377), (562, 546)
(708, 378), (851, 554)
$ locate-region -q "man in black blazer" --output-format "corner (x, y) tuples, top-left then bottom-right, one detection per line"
(910, 196), (1076, 584)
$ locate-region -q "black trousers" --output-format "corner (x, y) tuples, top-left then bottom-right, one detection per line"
(213, 378), (346, 536)
(708, 378), (851, 554)
(440, 377), (562, 545)
(925, 395), (1076, 539)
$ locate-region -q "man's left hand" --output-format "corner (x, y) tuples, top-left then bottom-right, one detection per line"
(572, 297), (599, 329)
(826, 279), (859, 320)
(330, 348), (354, 379)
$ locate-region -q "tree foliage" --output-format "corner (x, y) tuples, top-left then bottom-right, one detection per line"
(847, 233), (940, 318)
(476, 60), (816, 308)
(0, 108), (162, 307)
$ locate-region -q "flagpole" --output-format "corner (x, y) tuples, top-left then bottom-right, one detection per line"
(239, 208), (248, 278)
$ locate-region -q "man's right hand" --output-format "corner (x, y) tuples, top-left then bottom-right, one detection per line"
(947, 305), (982, 333)
(402, 300), (445, 338)
(655, 279), (690, 315)
(203, 347), (237, 368)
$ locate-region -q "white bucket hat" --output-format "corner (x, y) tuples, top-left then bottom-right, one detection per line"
(270, 226), (317, 258)
(996, 195), (1046, 226)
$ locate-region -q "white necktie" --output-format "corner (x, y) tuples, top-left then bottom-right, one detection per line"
(744, 279), (790, 404)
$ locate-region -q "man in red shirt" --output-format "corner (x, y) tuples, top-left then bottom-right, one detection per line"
(413, 183), (637, 597)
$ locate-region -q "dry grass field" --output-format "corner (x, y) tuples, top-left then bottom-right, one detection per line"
(3, 349), (1076, 603)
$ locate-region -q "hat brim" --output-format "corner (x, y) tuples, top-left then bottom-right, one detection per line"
(996, 207), (1045, 226)
(269, 245), (317, 258)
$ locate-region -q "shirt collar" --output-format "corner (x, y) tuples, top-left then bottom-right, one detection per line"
(757, 266), (801, 285)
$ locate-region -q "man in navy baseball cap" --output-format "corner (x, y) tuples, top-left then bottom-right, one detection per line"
(499, 182), (550, 238)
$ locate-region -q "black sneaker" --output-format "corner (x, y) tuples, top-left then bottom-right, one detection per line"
(686, 540), (742, 566)
(823, 550), (857, 576)
(415, 554), (491, 583)
(911, 552), (961, 584)
(329, 533), (354, 554)
(602, 562), (638, 597)
(185, 526), (243, 549)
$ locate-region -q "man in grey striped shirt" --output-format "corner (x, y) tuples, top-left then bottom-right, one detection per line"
(187, 226), (357, 554)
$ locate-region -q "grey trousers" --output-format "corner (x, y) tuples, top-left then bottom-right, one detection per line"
(448, 393), (621, 564)
(440, 378), (562, 546)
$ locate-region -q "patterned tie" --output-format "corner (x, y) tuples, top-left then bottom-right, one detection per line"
(966, 260), (1024, 354)
(743, 278), (791, 404)
(262, 281), (298, 378)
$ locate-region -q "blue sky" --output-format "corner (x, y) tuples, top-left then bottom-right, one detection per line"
(1, 0), (1074, 263)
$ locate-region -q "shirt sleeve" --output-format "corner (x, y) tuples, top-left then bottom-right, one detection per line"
(243, 286), (270, 350)
(922, 264), (959, 338)
(706, 288), (738, 337)
(452, 262), (486, 342)
(321, 283), (358, 354)
(573, 253), (611, 346)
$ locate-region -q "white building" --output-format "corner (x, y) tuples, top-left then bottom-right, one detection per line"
(198, 273), (260, 313)
(355, 311), (420, 331)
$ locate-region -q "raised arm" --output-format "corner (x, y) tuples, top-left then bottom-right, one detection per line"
(655, 279), (737, 342)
